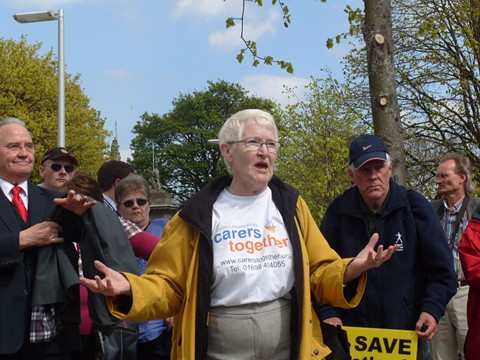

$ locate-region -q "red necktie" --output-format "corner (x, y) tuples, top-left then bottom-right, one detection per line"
(11, 186), (28, 222)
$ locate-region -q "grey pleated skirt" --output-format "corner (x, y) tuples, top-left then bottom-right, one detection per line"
(206, 297), (291, 360)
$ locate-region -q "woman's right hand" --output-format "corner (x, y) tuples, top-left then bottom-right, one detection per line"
(80, 260), (132, 297)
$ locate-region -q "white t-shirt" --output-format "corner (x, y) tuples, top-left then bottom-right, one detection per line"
(210, 187), (294, 307)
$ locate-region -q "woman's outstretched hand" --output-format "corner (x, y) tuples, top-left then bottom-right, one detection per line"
(80, 260), (132, 297)
(344, 233), (400, 284)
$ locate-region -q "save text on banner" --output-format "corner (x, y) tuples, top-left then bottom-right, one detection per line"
(343, 326), (418, 360)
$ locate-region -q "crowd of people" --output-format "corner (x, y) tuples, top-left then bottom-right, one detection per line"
(1, 111), (480, 360)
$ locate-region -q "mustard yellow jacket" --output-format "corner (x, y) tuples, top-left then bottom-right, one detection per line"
(109, 175), (366, 359)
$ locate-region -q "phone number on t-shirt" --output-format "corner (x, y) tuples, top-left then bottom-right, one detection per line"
(234, 260), (286, 271)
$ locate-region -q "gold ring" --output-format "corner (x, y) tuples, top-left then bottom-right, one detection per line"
(51, 237), (55, 243)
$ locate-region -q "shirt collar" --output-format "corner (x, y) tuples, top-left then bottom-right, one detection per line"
(103, 194), (117, 211)
(0, 178), (28, 198)
(443, 196), (465, 214)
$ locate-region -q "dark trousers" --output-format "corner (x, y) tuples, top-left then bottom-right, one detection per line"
(137, 330), (172, 360)
(0, 354), (73, 360)
(418, 339), (430, 360)
(0, 343), (76, 360)
(71, 321), (138, 360)
(0, 327), (81, 360)
(70, 336), (94, 360)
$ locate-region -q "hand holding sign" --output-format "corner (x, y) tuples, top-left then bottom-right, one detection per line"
(415, 312), (437, 340)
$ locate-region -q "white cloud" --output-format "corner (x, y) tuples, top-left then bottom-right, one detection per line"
(5, 0), (83, 9)
(120, 148), (133, 162)
(240, 74), (309, 108)
(209, 26), (242, 50)
(172, 0), (240, 20)
(5, 0), (146, 29)
(103, 68), (134, 82)
(209, 7), (280, 51)
(106, 0), (155, 31)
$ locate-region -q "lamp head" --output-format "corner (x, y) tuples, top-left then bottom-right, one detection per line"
(13, 10), (58, 23)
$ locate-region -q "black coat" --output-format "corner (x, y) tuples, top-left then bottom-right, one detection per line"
(49, 200), (140, 326)
(0, 182), (81, 355)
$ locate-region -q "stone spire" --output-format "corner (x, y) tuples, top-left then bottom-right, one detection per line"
(110, 121), (121, 160)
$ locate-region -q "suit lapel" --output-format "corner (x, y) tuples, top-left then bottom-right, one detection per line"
(0, 187), (23, 232)
(27, 182), (53, 225)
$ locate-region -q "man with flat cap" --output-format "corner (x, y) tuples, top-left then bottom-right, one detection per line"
(39, 147), (78, 192)
(319, 134), (457, 359)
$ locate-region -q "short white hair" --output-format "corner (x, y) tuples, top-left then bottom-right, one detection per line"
(218, 109), (278, 173)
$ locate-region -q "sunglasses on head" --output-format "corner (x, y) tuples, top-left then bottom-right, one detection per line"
(50, 163), (75, 173)
(121, 198), (148, 208)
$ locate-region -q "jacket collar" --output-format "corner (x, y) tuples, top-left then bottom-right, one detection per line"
(180, 175), (299, 235)
(338, 178), (408, 217)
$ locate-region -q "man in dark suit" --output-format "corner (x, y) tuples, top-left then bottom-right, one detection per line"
(97, 160), (134, 213)
(0, 117), (81, 359)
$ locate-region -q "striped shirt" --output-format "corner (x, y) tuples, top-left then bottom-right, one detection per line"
(442, 197), (468, 279)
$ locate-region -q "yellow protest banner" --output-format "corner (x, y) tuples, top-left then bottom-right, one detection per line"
(343, 326), (418, 360)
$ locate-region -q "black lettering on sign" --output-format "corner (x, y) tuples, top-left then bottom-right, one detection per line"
(384, 338), (398, 353)
(368, 337), (382, 352)
(354, 336), (368, 351)
(356, 336), (413, 354)
(399, 339), (412, 355)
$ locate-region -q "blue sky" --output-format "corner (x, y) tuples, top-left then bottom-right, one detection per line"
(1, 0), (361, 160)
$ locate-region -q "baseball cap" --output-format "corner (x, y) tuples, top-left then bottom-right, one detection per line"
(41, 147), (78, 166)
(349, 135), (387, 170)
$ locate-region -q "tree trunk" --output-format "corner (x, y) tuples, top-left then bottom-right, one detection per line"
(363, 0), (407, 185)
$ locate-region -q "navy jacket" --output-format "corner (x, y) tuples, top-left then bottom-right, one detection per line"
(320, 179), (456, 330)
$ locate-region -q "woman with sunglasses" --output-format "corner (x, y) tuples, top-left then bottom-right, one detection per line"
(81, 109), (398, 359)
(39, 146), (77, 191)
(115, 174), (172, 360)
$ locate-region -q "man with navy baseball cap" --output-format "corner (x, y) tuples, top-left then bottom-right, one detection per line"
(39, 146), (78, 192)
(320, 134), (456, 359)
(349, 134), (388, 170)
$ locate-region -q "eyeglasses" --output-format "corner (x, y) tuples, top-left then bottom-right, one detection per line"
(0, 143), (35, 153)
(121, 198), (149, 208)
(435, 172), (458, 180)
(50, 163), (75, 173)
(228, 138), (281, 153)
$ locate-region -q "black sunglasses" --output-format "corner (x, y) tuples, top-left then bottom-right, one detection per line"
(121, 198), (148, 208)
(50, 163), (75, 173)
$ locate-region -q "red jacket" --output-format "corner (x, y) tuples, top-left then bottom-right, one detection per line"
(459, 217), (480, 359)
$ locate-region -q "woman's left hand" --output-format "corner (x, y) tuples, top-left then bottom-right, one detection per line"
(357, 232), (400, 269)
(344, 233), (400, 283)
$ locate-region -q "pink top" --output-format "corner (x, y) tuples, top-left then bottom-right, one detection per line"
(129, 231), (160, 260)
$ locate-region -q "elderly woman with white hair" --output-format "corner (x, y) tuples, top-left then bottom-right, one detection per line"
(81, 109), (397, 359)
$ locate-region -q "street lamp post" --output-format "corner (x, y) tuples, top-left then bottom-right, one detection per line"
(13, 9), (65, 147)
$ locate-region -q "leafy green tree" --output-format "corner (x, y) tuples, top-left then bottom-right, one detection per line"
(343, 0), (480, 196)
(276, 74), (367, 222)
(393, 0), (480, 186)
(227, 0), (294, 73)
(130, 80), (278, 205)
(0, 36), (110, 182)
(228, 0), (480, 197)
(228, 0), (407, 184)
